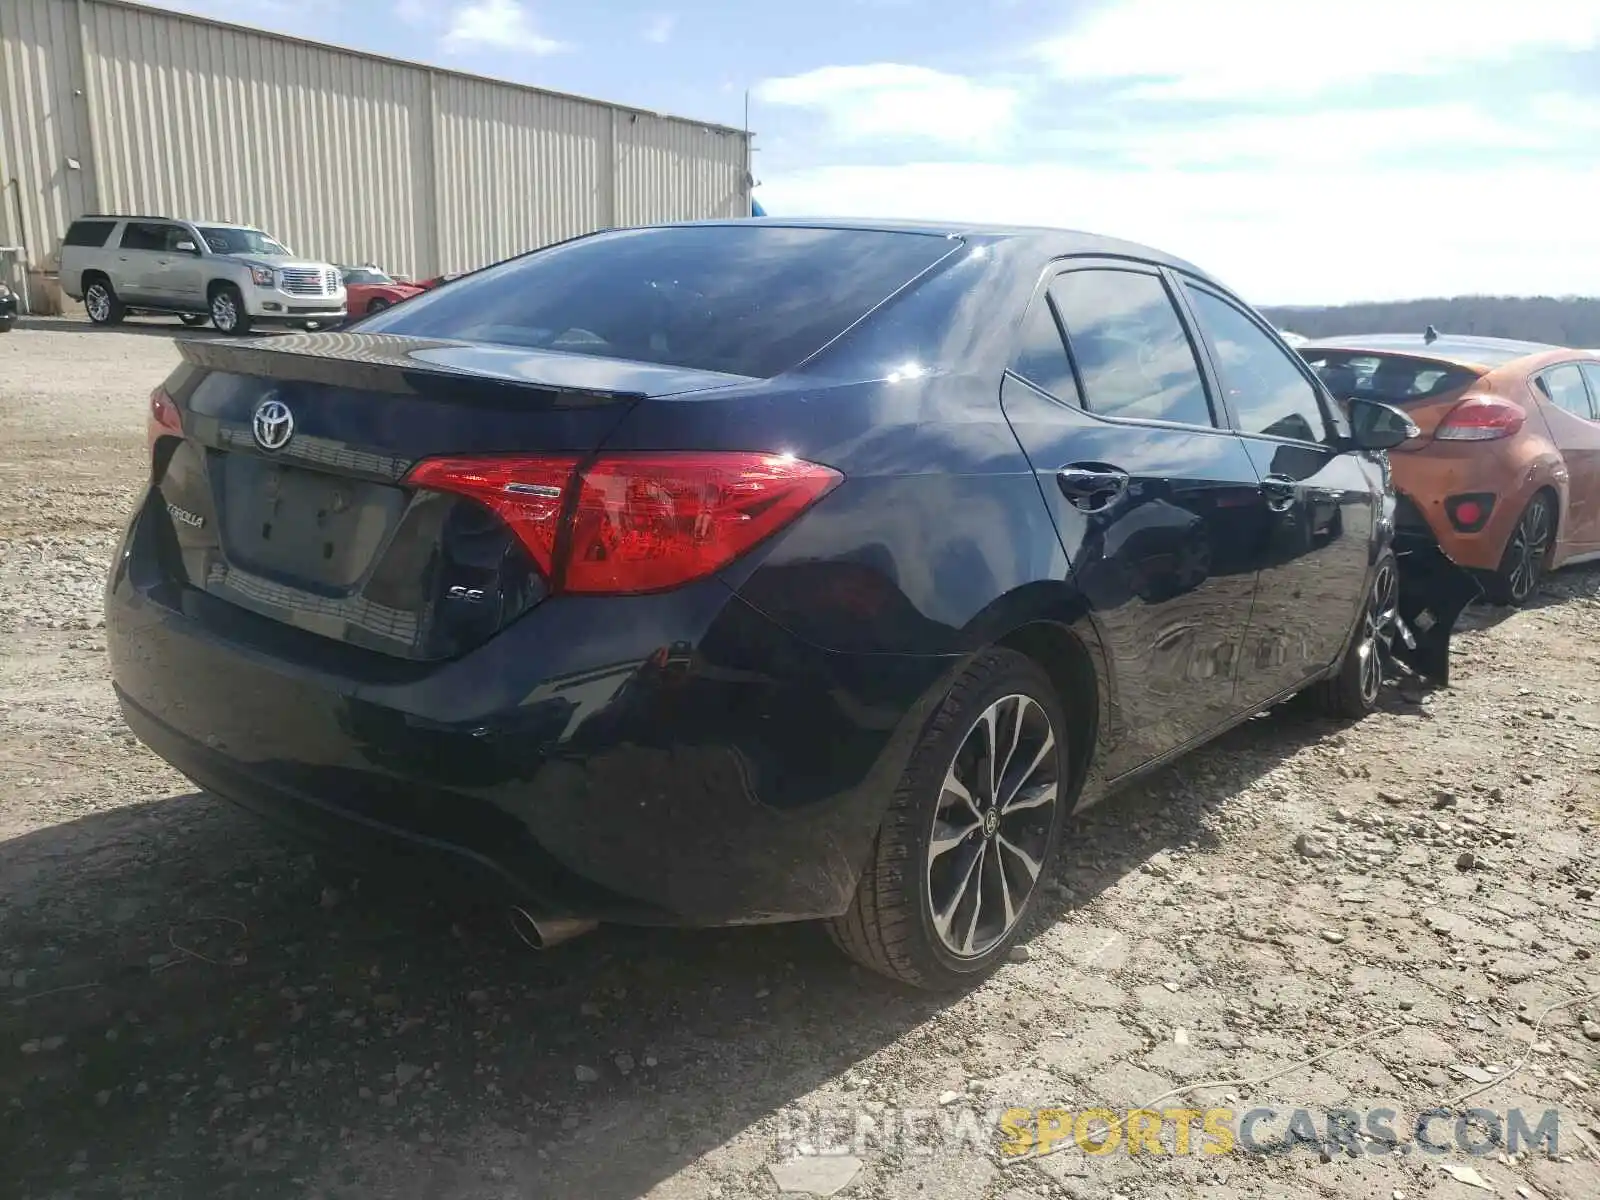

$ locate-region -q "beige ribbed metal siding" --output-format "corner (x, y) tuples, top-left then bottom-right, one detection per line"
(432, 72), (610, 275)
(80, 0), (431, 274)
(0, 0), (96, 271)
(1, 0), (750, 299)
(615, 113), (748, 229)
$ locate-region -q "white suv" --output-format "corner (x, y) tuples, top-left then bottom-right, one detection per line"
(58, 215), (347, 335)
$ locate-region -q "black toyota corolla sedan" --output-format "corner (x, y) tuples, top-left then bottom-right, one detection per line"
(106, 219), (1424, 988)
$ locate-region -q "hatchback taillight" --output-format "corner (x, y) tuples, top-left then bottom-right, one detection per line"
(1434, 396), (1525, 441)
(148, 386), (183, 452)
(405, 451), (842, 595)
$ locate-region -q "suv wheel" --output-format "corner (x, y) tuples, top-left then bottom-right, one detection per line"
(84, 278), (125, 326)
(210, 285), (252, 336)
(828, 648), (1069, 989)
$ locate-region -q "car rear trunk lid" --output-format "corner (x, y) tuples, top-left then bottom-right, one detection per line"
(150, 332), (749, 660)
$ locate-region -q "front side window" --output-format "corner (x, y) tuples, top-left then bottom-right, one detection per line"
(1049, 269), (1213, 426)
(341, 268), (393, 285)
(1186, 287), (1329, 443)
(366, 224), (959, 379)
(1539, 364), (1595, 419)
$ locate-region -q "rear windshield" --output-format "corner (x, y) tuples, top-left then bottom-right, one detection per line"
(1300, 350), (1479, 405)
(364, 225), (958, 378)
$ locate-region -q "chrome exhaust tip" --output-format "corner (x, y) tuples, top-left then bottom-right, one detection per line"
(508, 907), (598, 950)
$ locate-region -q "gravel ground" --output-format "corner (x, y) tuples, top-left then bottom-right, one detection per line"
(2, 319), (1598, 1200)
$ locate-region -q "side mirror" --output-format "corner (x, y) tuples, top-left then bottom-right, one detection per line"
(1347, 396), (1418, 451)
(175, 240), (199, 255)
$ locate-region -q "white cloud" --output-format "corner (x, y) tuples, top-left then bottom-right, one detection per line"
(1052, 102), (1538, 169)
(444, 0), (566, 55)
(755, 64), (1018, 147)
(1037, 0), (1600, 100)
(643, 14), (677, 44)
(755, 157), (1600, 305)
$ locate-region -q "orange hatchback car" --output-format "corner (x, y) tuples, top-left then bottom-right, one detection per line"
(1301, 333), (1600, 605)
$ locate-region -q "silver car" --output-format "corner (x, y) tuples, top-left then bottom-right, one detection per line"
(57, 215), (347, 335)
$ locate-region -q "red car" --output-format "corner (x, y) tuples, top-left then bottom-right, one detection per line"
(415, 272), (462, 291)
(338, 266), (424, 316)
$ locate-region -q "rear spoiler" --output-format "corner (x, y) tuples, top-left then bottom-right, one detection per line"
(177, 332), (648, 407)
(1391, 541), (1480, 687)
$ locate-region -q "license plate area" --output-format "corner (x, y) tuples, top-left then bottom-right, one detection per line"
(215, 453), (407, 591)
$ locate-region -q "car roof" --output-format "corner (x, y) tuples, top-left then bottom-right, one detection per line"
(1300, 333), (1559, 370)
(76, 214), (260, 230)
(644, 217), (1226, 286)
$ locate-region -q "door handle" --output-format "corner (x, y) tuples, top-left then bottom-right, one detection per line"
(1261, 474), (1297, 512)
(1057, 465), (1130, 511)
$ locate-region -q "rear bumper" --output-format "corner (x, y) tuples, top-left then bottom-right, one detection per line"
(105, 499), (954, 925)
(1389, 449), (1527, 571)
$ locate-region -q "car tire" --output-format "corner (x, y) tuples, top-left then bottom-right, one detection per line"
(1482, 493), (1553, 607)
(83, 277), (125, 326)
(179, 314), (209, 328)
(1317, 551), (1398, 719)
(366, 297), (391, 315)
(0, 315), (14, 334)
(828, 648), (1070, 989)
(210, 284), (252, 336)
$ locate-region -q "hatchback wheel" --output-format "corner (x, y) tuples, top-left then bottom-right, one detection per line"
(828, 648), (1068, 988)
(1319, 551), (1398, 718)
(1485, 494), (1552, 607)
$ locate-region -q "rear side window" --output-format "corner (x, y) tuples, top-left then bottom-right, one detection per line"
(1302, 351), (1478, 405)
(1009, 294), (1081, 404)
(1539, 364), (1596, 419)
(63, 220), (116, 248)
(1185, 286), (1329, 443)
(365, 225), (958, 378)
(1580, 365), (1600, 417)
(1049, 269), (1213, 427)
(120, 222), (177, 251)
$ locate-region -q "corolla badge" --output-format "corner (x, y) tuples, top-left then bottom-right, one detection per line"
(252, 396), (294, 451)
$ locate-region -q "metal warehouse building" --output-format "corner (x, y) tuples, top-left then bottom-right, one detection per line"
(0, 0), (752, 311)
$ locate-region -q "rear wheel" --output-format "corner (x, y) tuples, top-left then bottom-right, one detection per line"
(83, 277), (125, 326)
(828, 649), (1069, 989)
(1318, 551), (1398, 719)
(1483, 493), (1552, 606)
(210, 284), (252, 336)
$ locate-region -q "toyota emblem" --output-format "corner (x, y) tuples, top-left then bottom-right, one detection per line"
(252, 396), (294, 451)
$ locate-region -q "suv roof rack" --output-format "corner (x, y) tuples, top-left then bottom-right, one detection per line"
(76, 213), (173, 222)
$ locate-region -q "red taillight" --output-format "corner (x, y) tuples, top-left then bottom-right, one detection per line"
(405, 451), (842, 595)
(404, 455), (579, 579)
(148, 386), (183, 451)
(1435, 396), (1525, 441)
